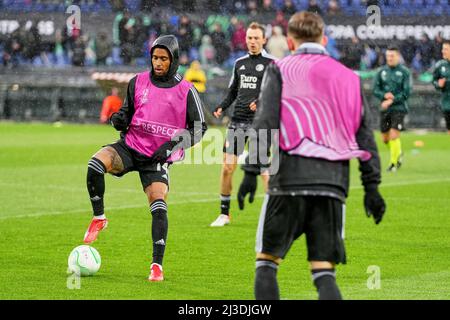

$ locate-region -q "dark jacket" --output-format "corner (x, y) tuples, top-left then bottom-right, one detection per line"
(373, 64), (412, 113)
(219, 51), (276, 123)
(243, 45), (381, 202)
(432, 59), (450, 112)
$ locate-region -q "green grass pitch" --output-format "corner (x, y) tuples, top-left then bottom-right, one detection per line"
(0, 122), (449, 300)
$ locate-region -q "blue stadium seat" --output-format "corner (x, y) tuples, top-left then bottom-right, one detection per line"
(0, 0), (446, 15)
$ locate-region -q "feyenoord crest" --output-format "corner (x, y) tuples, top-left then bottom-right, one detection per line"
(256, 64), (265, 72)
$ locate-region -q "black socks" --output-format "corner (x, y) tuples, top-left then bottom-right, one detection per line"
(254, 260), (280, 300)
(150, 199), (168, 266)
(255, 263), (343, 300)
(87, 158), (106, 217)
(220, 194), (231, 215)
(312, 269), (343, 300)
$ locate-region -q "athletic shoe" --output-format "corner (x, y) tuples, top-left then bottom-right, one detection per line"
(396, 152), (404, 169)
(148, 263), (164, 282)
(210, 214), (230, 227)
(83, 218), (108, 243)
(387, 163), (397, 172)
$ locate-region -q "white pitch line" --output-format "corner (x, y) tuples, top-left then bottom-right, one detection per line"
(0, 181), (215, 196)
(0, 197), (221, 220)
(1, 177), (449, 196)
(0, 178), (449, 221)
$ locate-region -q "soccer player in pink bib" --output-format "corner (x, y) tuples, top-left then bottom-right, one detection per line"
(83, 35), (207, 281)
(244, 12), (386, 300)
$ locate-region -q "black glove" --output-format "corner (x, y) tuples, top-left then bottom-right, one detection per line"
(110, 112), (128, 131)
(364, 186), (386, 225)
(151, 140), (179, 165)
(237, 171), (257, 210)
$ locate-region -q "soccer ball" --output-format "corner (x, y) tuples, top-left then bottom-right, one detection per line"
(68, 245), (101, 276)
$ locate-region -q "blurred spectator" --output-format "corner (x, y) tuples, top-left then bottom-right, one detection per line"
(120, 18), (137, 65)
(271, 11), (288, 35)
(327, 0), (341, 15)
(307, 0), (323, 15)
(205, 14), (231, 34)
(95, 32), (112, 65)
(401, 36), (417, 67)
(247, 0), (259, 17)
(85, 34), (97, 66)
(63, 18), (82, 54)
(100, 87), (122, 124)
(184, 60), (207, 93)
(53, 29), (68, 66)
(118, 10), (132, 46)
(266, 25), (289, 59)
(21, 22), (41, 63)
(361, 44), (378, 69)
(134, 16), (150, 60)
(210, 23), (229, 65)
(340, 36), (362, 69)
(178, 52), (190, 75)
(2, 29), (22, 68)
(282, 0), (297, 16)
(432, 33), (444, 63)
(231, 21), (247, 53)
(260, 0), (275, 14)
(112, 11), (125, 47)
(199, 35), (216, 66)
(72, 37), (86, 66)
(231, 1), (247, 14)
(417, 34), (433, 71)
(178, 15), (194, 56)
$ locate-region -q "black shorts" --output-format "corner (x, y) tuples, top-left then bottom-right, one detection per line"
(380, 111), (406, 133)
(105, 139), (170, 190)
(223, 121), (252, 156)
(256, 195), (346, 264)
(443, 111), (450, 130)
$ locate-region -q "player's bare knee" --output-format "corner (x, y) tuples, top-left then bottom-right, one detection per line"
(256, 253), (282, 265)
(92, 147), (115, 172)
(222, 163), (236, 176)
(145, 184), (168, 203)
(97, 147), (124, 174)
(310, 261), (335, 270)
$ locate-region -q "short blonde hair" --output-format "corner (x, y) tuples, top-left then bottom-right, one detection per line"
(247, 22), (266, 38)
(288, 11), (324, 42)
